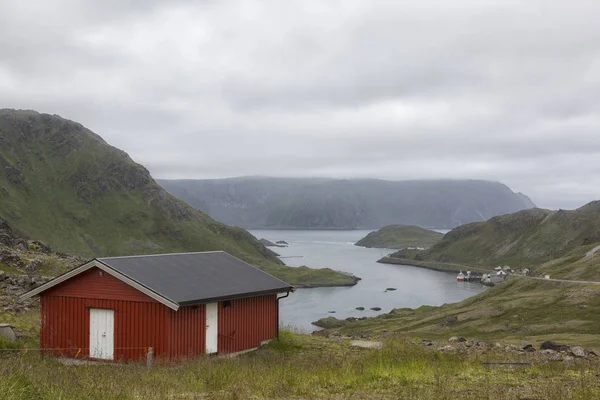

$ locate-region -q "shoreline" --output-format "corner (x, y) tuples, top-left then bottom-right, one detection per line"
(377, 256), (490, 274)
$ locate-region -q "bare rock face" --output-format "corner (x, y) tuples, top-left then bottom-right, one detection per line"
(0, 219), (15, 247)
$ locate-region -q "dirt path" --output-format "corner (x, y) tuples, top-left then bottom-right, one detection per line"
(583, 244), (600, 261)
(527, 276), (600, 285)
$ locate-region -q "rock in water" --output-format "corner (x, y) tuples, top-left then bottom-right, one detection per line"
(370, 307), (382, 311)
(355, 307), (365, 311)
(258, 238), (277, 247)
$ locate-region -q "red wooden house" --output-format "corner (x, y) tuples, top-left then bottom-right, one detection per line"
(21, 251), (293, 362)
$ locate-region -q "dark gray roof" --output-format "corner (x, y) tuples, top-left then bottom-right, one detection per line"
(97, 251), (292, 305)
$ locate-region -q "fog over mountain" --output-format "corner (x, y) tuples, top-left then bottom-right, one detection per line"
(159, 177), (536, 229)
(2, 1), (600, 209)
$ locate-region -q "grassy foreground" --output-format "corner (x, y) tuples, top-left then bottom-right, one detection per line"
(1, 331), (600, 399)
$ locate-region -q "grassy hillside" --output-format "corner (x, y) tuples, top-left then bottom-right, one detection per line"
(382, 205), (600, 275)
(320, 276), (600, 348)
(0, 109), (356, 286)
(355, 225), (443, 249)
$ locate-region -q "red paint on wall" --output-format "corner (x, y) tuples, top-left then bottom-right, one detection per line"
(45, 267), (155, 303)
(217, 294), (278, 353)
(168, 305), (206, 359)
(40, 296), (171, 361)
(39, 267), (283, 361)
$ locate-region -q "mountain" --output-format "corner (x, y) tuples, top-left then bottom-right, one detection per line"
(157, 177), (536, 229)
(0, 109), (356, 286)
(354, 225), (443, 249)
(384, 201), (600, 276)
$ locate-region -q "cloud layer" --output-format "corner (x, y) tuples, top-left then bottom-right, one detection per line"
(1, 0), (599, 209)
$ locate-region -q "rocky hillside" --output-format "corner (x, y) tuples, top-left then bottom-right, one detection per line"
(355, 225), (443, 249)
(0, 219), (82, 341)
(383, 202), (600, 272)
(0, 109), (356, 287)
(158, 177), (536, 229)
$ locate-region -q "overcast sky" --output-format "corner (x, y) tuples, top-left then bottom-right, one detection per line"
(1, 0), (599, 209)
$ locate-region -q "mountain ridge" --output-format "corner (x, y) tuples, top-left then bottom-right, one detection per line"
(0, 109), (357, 286)
(158, 177), (536, 229)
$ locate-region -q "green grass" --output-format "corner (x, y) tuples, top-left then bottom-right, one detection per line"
(0, 332), (599, 399)
(355, 225), (443, 249)
(325, 277), (600, 348)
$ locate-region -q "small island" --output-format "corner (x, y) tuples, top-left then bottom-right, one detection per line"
(355, 225), (444, 249)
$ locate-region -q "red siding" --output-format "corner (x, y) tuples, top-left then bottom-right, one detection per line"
(39, 266), (282, 361)
(45, 267), (155, 303)
(218, 295), (278, 353)
(40, 296), (170, 361)
(168, 305), (206, 359)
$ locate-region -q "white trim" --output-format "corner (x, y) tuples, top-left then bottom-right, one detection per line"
(19, 260), (180, 311)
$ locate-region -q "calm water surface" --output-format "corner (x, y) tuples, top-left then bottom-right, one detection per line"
(250, 229), (487, 332)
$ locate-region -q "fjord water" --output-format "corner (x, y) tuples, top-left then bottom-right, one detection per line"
(251, 230), (487, 332)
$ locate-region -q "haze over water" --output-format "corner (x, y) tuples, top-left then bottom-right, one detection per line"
(251, 230), (487, 332)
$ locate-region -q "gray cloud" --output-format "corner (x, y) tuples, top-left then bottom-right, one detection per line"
(1, 0), (599, 210)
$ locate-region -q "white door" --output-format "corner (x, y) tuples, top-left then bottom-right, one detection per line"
(205, 302), (218, 354)
(89, 308), (114, 360)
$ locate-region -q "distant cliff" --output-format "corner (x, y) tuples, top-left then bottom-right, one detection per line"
(157, 177), (536, 229)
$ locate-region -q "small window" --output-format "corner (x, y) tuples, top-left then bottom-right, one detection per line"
(98, 271), (103, 276)
(223, 300), (232, 309)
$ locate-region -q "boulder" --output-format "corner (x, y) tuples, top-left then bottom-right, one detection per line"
(385, 288), (397, 291)
(355, 307), (365, 311)
(571, 346), (586, 358)
(520, 343), (536, 352)
(449, 336), (466, 343)
(370, 307), (382, 311)
(0, 324), (16, 342)
(540, 341), (570, 352)
(438, 345), (454, 352)
(541, 349), (557, 355)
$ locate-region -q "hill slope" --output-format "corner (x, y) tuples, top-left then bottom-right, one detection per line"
(318, 276), (600, 347)
(0, 109), (356, 286)
(383, 203), (600, 277)
(355, 225), (443, 249)
(157, 177), (536, 229)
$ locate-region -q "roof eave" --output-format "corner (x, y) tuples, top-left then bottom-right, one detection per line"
(177, 286), (294, 307)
